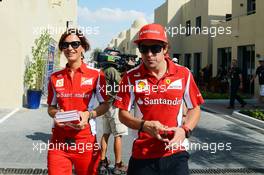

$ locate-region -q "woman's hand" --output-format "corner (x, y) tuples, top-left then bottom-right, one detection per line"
(54, 109), (65, 128)
(66, 111), (89, 130)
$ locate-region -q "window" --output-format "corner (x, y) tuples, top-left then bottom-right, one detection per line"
(195, 16), (201, 34)
(184, 54), (191, 69)
(186, 20), (191, 36)
(247, 0), (256, 15)
(193, 53), (201, 82)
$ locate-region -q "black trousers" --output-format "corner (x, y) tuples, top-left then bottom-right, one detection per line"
(229, 82), (246, 107)
(127, 151), (189, 175)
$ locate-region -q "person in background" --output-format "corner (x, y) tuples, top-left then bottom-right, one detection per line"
(47, 28), (109, 175)
(114, 23), (204, 175)
(172, 57), (179, 64)
(251, 56), (264, 103)
(98, 48), (128, 175)
(201, 64), (212, 91)
(227, 59), (246, 109)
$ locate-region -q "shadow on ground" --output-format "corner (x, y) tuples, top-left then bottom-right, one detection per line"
(190, 125), (264, 170)
(26, 132), (51, 143)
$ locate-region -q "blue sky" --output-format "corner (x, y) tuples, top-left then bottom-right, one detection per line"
(77, 0), (165, 54)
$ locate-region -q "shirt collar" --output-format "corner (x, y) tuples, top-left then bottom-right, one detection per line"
(65, 61), (87, 73)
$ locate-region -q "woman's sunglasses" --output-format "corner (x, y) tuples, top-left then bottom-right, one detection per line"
(138, 44), (163, 54)
(61, 41), (81, 49)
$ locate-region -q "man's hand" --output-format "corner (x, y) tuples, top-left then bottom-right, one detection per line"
(142, 120), (168, 141)
(164, 127), (186, 150)
(65, 111), (89, 130)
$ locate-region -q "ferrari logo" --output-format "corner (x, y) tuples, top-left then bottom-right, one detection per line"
(165, 79), (171, 84)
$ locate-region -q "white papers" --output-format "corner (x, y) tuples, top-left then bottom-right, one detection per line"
(55, 110), (80, 123)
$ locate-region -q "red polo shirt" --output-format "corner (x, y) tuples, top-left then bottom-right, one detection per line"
(113, 58), (204, 159)
(47, 62), (108, 137)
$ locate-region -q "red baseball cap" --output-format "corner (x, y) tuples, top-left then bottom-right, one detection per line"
(134, 23), (168, 44)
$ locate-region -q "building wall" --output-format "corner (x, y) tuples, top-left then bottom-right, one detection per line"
(212, 0), (264, 97)
(112, 19), (147, 57)
(212, 16), (256, 75)
(154, 0), (231, 72)
(155, 0), (191, 59)
(208, 0), (232, 16)
(180, 0), (210, 69)
(0, 0), (77, 108)
(154, 2), (168, 26)
(232, 0), (247, 17)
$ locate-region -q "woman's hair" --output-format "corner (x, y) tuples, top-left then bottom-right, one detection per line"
(58, 28), (90, 52)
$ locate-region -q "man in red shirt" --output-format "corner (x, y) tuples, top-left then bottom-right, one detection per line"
(114, 24), (204, 175)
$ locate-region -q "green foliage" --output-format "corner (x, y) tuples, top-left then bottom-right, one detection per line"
(54, 49), (62, 69)
(24, 31), (52, 90)
(201, 90), (229, 99)
(240, 109), (264, 121)
(201, 90), (251, 99)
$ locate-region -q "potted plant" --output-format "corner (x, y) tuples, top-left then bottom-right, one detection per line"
(24, 31), (51, 109)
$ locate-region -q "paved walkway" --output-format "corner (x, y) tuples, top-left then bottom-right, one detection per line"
(201, 99), (264, 116)
(0, 99), (264, 174)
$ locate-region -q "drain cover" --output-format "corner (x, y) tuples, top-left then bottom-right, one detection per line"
(0, 168), (263, 174)
(190, 168), (264, 174)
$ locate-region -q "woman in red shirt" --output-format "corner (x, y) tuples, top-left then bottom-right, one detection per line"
(47, 28), (109, 175)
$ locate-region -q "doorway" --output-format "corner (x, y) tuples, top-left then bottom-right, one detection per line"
(184, 53), (191, 70)
(217, 47), (231, 73)
(194, 53), (202, 83)
(238, 45), (255, 95)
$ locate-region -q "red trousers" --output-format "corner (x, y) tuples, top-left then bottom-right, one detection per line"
(48, 128), (100, 175)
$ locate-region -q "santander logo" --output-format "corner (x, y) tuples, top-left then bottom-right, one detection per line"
(137, 97), (182, 106)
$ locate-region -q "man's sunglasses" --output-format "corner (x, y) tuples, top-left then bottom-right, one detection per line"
(61, 41), (81, 49)
(138, 44), (163, 54)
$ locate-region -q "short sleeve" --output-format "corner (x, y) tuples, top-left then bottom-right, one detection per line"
(47, 78), (57, 106)
(184, 71), (204, 109)
(113, 73), (135, 111)
(95, 70), (109, 103)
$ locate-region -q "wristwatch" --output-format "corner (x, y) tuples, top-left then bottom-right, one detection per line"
(88, 111), (95, 120)
(139, 120), (145, 132)
(181, 125), (192, 138)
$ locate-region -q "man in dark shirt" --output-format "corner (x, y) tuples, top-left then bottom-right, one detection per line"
(99, 49), (128, 175)
(227, 59), (246, 109)
(251, 57), (264, 103)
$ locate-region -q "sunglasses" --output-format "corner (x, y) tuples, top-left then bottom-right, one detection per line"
(138, 44), (163, 54)
(61, 41), (81, 49)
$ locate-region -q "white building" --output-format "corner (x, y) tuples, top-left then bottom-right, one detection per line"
(0, 0), (77, 108)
